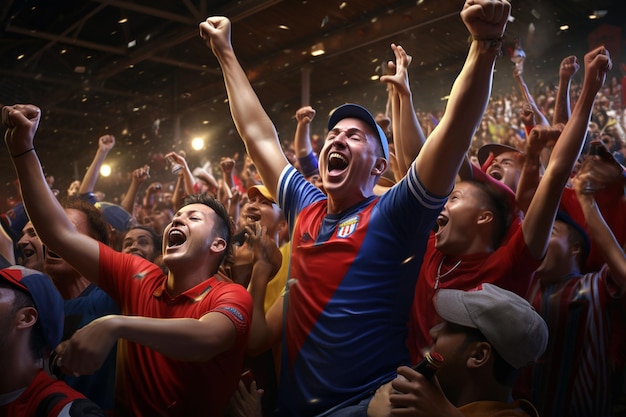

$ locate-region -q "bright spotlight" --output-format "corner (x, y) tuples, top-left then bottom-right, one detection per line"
(192, 137), (205, 150)
(100, 164), (112, 177)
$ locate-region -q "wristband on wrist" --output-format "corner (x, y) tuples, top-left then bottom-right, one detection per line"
(11, 148), (35, 158)
(468, 35), (504, 56)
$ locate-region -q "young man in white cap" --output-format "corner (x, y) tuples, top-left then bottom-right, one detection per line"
(368, 283), (548, 417)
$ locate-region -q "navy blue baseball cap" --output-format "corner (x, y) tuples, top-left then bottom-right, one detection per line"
(0, 266), (64, 353)
(555, 210), (590, 259)
(95, 201), (136, 232)
(328, 103), (389, 160)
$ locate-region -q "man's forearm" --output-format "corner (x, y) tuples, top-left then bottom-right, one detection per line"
(214, 47), (286, 195)
(79, 148), (109, 194)
(553, 78), (572, 125)
(417, 40), (500, 196)
(113, 314), (237, 361)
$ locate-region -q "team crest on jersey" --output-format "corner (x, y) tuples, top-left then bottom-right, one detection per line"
(337, 215), (359, 238)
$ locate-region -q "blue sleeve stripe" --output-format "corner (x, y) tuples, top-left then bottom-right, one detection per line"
(407, 163), (448, 210)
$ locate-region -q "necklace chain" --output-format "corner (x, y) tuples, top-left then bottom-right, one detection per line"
(434, 257), (462, 290)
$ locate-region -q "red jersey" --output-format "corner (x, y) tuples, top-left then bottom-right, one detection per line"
(0, 369), (101, 417)
(409, 223), (541, 361)
(522, 266), (622, 416)
(97, 242), (252, 417)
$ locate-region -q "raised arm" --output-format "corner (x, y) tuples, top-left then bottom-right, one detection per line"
(573, 164), (626, 289)
(3, 104), (101, 282)
(415, 0), (511, 197)
(78, 134), (115, 195)
(513, 64), (550, 128)
(515, 124), (552, 214)
(219, 157), (238, 220)
(120, 164), (150, 214)
(523, 46), (612, 259)
(385, 78), (404, 183)
(552, 55), (580, 126)
(380, 44), (425, 176)
(200, 17), (288, 199)
(294, 106), (320, 177)
(166, 151), (196, 197)
(194, 166), (220, 194)
(294, 106), (315, 157)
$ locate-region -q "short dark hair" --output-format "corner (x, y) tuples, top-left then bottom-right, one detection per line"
(466, 180), (511, 249)
(0, 281), (46, 359)
(180, 194), (232, 262)
(62, 197), (110, 245)
(450, 322), (518, 387)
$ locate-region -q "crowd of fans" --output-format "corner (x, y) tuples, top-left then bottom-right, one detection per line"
(0, 0), (625, 416)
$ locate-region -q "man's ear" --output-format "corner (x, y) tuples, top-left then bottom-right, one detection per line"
(15, 306), (38, 330)
(371, 157), (388, 176)
(477, 210), (494, 225)
(211, 237), (227, 254)
(467, 341), (492, 369)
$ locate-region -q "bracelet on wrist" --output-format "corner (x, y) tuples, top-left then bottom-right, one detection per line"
(468, 35), (504, 56)
(11, 148), (35, 158)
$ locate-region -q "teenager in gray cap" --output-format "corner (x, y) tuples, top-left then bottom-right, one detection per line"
(369, 283), (548, 417)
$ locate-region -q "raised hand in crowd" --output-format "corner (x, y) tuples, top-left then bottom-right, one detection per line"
(513, 55), (550, 129)
(120, 164), (150, 214)
(166, 151), (195, 202)
(380, 43), (425, 178)
(553, 55), (580, 125)
(572, 154), (626, 284)
(78, 134), (115, 196)
(219, 156), (237, 217)
(516, 123), (563, 213)
(293, 105), (320, 178)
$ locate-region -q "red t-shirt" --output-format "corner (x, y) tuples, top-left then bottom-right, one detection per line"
(97, 243), (252, 417)
(0, 370), (93, 417)
(409, 223), (541, 362)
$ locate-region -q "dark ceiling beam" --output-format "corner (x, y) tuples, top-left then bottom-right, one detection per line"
(6, 24), (127, 55)
(94, 31), (200, 80)
(244, 1), (460, 77)
(92, 0), (198, 25)
(221, 0), (284, 21)
(320, 11), (460, 61)
(93, 0), (284, 80)
(0, 0), (15, 27)
(44, 107), (120, 121)
(0, 69), (138, 98)
(7, 24), (217, 79)
(164, 1), (461, 117)
(182, 0), (201, 20)
(149, 56), (221, 74)
(23, 3), (108, 66)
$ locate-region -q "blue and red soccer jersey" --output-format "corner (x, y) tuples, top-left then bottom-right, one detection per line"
(274, 164), (446, 416)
